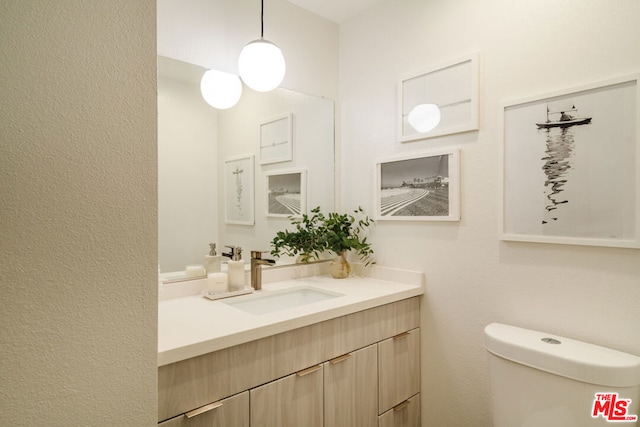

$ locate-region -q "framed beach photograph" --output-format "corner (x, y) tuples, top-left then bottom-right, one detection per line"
(399, 53), (479, 142)
(224, 155), (255, 225)
(260, 113), (293, 165)
(265, 169), (306, 217)
(500, 74), (640, 248)
(375, 149), (460, 221)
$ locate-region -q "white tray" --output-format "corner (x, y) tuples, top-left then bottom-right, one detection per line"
(202, 287), (253, 301)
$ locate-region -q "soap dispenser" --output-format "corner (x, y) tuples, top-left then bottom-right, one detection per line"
(204, 243), (221, 274)
(224, 245), (245, 292)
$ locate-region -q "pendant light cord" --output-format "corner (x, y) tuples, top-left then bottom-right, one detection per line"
(260, 0), (264, 39)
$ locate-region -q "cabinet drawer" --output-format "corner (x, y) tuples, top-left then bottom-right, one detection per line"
(378, 393), (421, 427)
(378, 328), (420, 414)
(324, 344), (378, 427)
(159, 391), (248, 427)
(250, 364), (324, 427)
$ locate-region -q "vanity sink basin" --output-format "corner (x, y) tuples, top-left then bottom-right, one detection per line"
(223, 286), (344, 315)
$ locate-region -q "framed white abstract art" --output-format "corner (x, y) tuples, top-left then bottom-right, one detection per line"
(399, 53), (479, 142)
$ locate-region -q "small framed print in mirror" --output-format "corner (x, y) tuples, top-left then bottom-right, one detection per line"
(265, 169), (307, 218)
(399, 53), (479, 142)
(260, 113), (293, 165)
(224, 154), (255, 225)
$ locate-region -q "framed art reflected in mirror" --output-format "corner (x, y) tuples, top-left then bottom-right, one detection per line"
(260, 114), (293, 165)
(224, 154), (255, 225)
(265, 169), (307, 218)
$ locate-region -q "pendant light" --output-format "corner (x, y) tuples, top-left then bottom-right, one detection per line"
(238, 0), (285, 92)
(200, 69), (242, 109)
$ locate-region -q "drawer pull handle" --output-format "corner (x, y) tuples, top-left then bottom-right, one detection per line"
(329, 354), (352, 364)
(185, 402), (223, 419)
(393, 331), (411, 340)
(393, 400), (410, 412)
(297, 365), (322, 377)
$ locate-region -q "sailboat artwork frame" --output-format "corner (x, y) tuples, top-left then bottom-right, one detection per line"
(499, 74), (640, 249)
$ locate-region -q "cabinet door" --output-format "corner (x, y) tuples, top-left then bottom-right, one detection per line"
(159, 391), (248, 427)
(378, 393), (421, 427)
(250, 364), (323, 427)
(324, 344), (378, 427)
(378, 328), (420, 414)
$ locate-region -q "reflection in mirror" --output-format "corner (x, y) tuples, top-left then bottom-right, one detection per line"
(158, 56), (335, 277)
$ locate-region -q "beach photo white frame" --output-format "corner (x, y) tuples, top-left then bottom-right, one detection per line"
(224, 154), (255, 225)
(499, 74), (640, 248)
(375, 149), (460, 221)
(399, 53), (479, 142)
(265, 169), (307, 218)
(260, 113), (293, 165)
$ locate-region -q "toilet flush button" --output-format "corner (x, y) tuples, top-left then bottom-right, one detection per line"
(542, 337), (562, 345)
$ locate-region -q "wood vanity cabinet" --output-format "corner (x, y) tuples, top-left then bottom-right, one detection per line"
(158, 297), (421, 426)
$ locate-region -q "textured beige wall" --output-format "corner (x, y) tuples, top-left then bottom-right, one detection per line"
(339, 0), (640, 425)
(0, 1), (157, 425)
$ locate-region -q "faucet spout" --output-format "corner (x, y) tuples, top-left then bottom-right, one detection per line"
(250, 250), (276, 290)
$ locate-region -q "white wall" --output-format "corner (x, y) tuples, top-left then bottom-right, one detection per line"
(339, 0), (640, 425)
(158, 70), (219, 272)
(0, 1), (157, 425)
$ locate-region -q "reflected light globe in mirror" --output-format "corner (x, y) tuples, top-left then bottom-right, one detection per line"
(408, 103), (441, 133)
(238, 39), (286, 92)
(200, 69), (242, 109)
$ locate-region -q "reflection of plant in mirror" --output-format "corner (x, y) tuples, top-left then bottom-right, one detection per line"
(270, 207), (326, 263)
(270, 206), (375, 267)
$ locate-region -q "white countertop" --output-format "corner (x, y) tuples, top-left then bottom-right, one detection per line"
(158, 265), (424, 366)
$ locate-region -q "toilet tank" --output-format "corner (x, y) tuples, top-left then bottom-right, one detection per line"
(484, 323), (640, 427)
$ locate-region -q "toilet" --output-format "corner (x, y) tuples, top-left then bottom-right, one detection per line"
(485, 323), (640, 426)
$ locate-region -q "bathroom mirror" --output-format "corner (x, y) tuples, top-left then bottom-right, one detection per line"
(158, 56), (335, 276)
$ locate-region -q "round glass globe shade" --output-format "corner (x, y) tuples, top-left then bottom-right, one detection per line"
(200, 69), (242, 109)
(408, 103), (441, 133)
(238, 39), (286, 92)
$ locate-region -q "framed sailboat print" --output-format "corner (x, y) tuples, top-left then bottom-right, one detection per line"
(499, 74), (640, 248)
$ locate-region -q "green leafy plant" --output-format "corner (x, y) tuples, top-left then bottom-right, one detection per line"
(270, 207), (326, 263)
(319, 207), (375, 266)
(270, 206), (375, 266)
